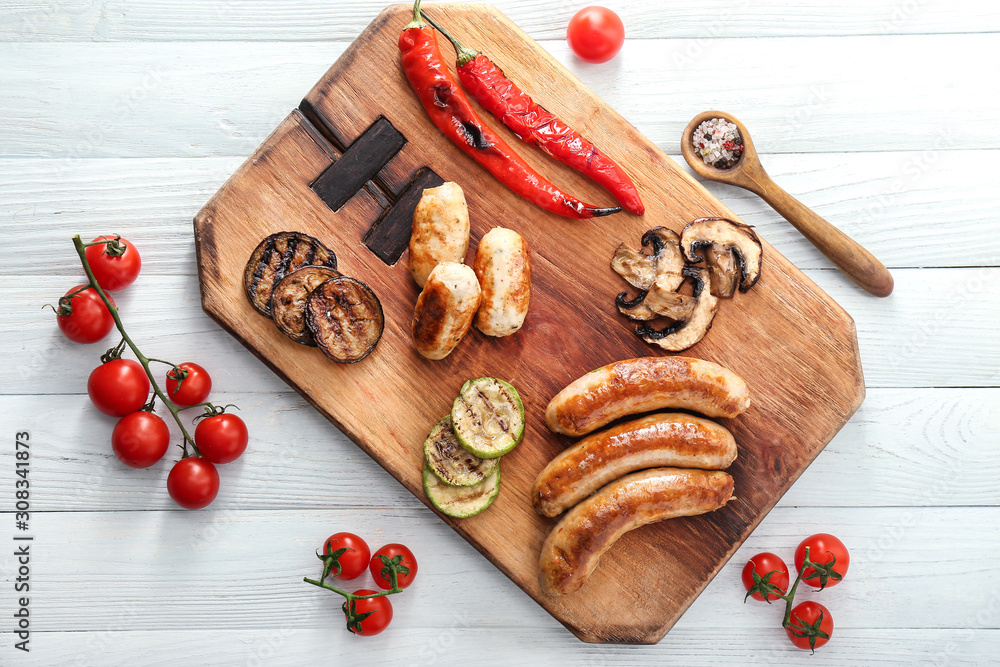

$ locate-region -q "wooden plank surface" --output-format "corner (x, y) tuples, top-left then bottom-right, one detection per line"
(192, 4), (865, 643)
(4, 0), (999, 662)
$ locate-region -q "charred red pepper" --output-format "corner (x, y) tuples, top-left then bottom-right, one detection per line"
(398, 0), (619, 220)
(421, 11), (644, 216)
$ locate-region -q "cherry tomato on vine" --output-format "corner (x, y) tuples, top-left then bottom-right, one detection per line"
(741, 552), (790, 602)
(795, 533), (850, 589)
(88, 358), (150, 417)
(165, 362), (212, 407)
(85, 235), (141, 291)
(56, 285), (115, 344)
(194, 413), (248, 464)
(786, 601), (833, 651)
(112, 411), (170, 468)
(567, 6), (626, 64)
(323, 533), (371, 581)
(166, 457), (220, 510)
(344, 590), (392, 636)
(369, 543), (417, 590)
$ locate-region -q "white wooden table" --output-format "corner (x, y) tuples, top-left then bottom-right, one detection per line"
(2, 1), (998, 664)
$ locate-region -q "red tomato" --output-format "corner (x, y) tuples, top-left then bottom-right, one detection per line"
(567, 6), (626, 64)
(786, 601), (833, 651)
(795, 533), (850, 589)
(741, 552), (790, 602)
(369, 543), (417, 590)
(88, 359), (150, 417)
(85, 235), (141, 291)
(344, 590), (392, 636)
(323, 533), (371, 580)
(166, 457), (220, 510)
(165, 362), (212, 407)
(112, 411), (170, 468)
(56, 285), (115, 344)
(194, 413), (248, 464)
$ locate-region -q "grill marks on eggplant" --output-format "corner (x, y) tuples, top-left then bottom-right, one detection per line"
(305, 277), (384, 363)
(243, 232), (337, 317)
(270, 266), (342, 345)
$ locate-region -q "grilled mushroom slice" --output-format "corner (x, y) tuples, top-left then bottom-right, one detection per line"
(616, 274), (697, 321)
(244, 232), (338, 317)
(636, 267), (719, 352)
(680, 217), (762, 295)
(270, 266), (341, 345)
(610, 227), (685, 292)
(304, 276), (384, 363)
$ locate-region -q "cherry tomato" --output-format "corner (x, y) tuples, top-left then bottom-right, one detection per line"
(741, 552), (790, 602)
(56, 285), (115, 344)
(85, 235), (141, 291)
(166, 457), (220, 510)
(112, 411), (170, 468)
(344, 589), (392, 636)
(795, 533), (850, 589)
(323, 533), (371, 580)
(369, 543), (417, 590)
(194, 413), (248, 464)
(785, 601), (833, 651)
(567, 6), (626, 64)
(88, 358), (150, 417)
(165, 362), (212, 407)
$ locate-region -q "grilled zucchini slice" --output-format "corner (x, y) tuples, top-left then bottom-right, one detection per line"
(423, 463), (501, 518)
(423, 415), (498, 487)
(451, 377), (524, 459)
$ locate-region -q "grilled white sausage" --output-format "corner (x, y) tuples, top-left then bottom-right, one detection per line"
(539, 468), (734, 596)
(409, 182), (470, 288)
(545, 356), (750, 436)
(531, 413), (737, 517)
(473, 227), (531, 337)
(412, 262), (481, 360)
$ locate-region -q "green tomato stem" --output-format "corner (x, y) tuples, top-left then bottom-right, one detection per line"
(781, 546), (813, 628)
(70, 234), (201, 458)
(302, 577), (401, 600)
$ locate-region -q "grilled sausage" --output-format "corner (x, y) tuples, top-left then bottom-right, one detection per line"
(409, 182), (471, 288)
(538, 468), (734, 596)
(545, 356), (750, 436)
(532, 413), (737, 517)
(473, 227), (531, 337)
(243, 232), (337, 317)
(412, 262), (481, 360)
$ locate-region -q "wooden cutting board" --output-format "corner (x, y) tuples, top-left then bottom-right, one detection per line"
(193, 4), (864, 644)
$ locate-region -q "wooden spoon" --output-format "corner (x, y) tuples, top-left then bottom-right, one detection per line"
(681, 110), (893, 297)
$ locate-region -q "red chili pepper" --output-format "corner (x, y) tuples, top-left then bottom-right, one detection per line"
(398, 1), (619, 219)
(423, 11), (644, 216)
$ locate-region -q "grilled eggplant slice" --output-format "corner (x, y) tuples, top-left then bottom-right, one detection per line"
(270, 266), (341, 345)
(423, 463), (501, 518)
(244, 232), (337, 317)
(423, 415), (498, 487)
(451, 378), (525, 459)
(304, 277), (384, 363)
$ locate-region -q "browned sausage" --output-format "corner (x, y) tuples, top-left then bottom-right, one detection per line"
(412, 262), (481, 360)
(538, 468), (734, 596)
(545, 356), (750, 437)
(531, 413), (737, 517)
(409, 182), (470, 287)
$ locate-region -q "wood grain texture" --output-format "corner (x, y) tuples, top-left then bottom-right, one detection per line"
(5, 0), (999, 41)
(3, 33), (998, 158)
(192, 5), (864, 643)
(3, 152), (998, 276)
